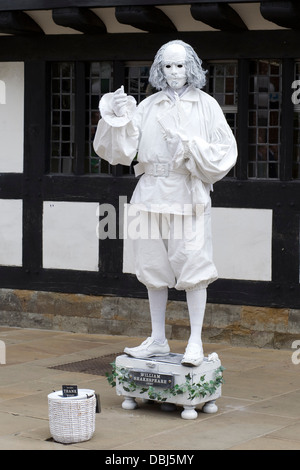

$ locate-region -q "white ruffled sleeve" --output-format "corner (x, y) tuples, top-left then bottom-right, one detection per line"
(93, 92), (139, 166)
(184, 99), (238, 184)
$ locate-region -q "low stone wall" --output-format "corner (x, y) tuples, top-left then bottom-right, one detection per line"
(0, 288), (299, 349)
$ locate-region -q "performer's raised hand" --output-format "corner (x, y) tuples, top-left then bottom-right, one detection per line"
(112, 86), (128, 117)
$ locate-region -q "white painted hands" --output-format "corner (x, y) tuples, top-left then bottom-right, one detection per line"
(112, 85), (128, 117)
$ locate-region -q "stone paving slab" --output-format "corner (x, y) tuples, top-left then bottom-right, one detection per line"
(0, 327), (299, 450)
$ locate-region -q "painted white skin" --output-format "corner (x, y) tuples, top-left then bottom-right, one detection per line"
(162, 43), (187, 91)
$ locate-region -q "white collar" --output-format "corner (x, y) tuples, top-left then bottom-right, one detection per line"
(153, 86), (200, 105)
(164, 85), (189, 101)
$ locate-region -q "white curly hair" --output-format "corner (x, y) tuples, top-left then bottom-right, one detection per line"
(149, 40), (207, 91)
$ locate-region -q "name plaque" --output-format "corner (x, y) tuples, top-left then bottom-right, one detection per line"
(129, 370), (174, 388)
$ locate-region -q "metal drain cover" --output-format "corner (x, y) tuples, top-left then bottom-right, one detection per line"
(49, 353), (121, 376)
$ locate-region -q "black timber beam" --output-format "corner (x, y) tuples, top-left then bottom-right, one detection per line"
(1, 30), (300, 62)
(52, 7), (106, 34)
(0, 0), (275, 12)
(115, 5), (176, 32)
(260, 1), (300, 30)
(191, 2), (247, 31)
(0, 11), (44, 35)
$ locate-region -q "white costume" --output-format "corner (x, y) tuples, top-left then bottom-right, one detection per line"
(94, 85), (237, 288)
(93, 41), (237, 365)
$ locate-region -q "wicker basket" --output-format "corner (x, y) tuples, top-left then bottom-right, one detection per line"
(48, 389), (96, 444)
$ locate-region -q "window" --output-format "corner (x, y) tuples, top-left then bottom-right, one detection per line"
(50, 61), (152, 176)
(206, 62), (238, 132)
(125, 62), (152, 103)
(122, 63), (152, 175)
(50, 62), (75, 174)
(248, 60), (282, 179)
(50, 61), (113, 175)
(50, 61), (239, 177)
(206, 62), (238, 177)
(49, 59), (296, 182)
(85, 62), (113, 174)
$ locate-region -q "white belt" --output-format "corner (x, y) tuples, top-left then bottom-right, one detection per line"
(134, 162), (189, 178)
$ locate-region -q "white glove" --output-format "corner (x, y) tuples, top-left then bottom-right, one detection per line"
(98, 86), (137, 127)
(163, 128), (182, 154)
(163, 129), (189, 168)
(112, 86), (128, 117)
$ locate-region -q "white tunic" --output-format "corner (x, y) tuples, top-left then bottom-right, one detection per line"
(93, 86), (237, 215)
(93, 86), (237, 290)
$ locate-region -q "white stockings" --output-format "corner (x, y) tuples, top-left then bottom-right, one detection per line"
(147, 287), (207, 347)
(186, 288), (207, 347)
(148, 287), (168, 344)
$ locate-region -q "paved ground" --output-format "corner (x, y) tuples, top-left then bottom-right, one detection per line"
(0, 326), (299, 450)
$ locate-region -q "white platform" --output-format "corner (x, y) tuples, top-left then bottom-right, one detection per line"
(115, 353), (222, 419)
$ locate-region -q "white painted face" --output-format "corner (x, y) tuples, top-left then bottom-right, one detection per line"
(162, 43), (187, 90)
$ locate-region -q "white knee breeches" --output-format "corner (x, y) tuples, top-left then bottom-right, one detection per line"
(122, 203), (218, 291)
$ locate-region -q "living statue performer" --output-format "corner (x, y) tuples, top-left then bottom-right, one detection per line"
(93, 40), (237, 366)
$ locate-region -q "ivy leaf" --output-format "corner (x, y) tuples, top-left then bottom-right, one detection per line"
(106, 362), (223, 403)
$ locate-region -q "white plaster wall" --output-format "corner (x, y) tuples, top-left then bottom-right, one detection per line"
(0, 199), (23, 267)
(91, 8), (145, 33)
(43, 201), (99, 271)
(211, 207), (273, 281)
(27, 7), (216, 34)
(26, 10), (83, 35)
(157, 6), (216, 31)
(0, 62), (24, 173)
(231, 3), (287, 30)
(27, 9), (144, 34)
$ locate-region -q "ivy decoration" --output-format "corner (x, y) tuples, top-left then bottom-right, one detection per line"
(106, 362), (224, 402)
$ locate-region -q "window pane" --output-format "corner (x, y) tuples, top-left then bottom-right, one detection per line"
(122, 63), (152, 176)
(50, 62), (75, 174)
(85, 61), (113, 175)
(206, 62), (238, 178)
(248, 60), (282, 179)
(125, 63), (151, 104)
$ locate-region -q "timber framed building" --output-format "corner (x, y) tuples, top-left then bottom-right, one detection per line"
(0, 1), (300, 346)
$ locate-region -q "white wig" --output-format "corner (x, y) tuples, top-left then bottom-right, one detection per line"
(149, 40), (207, 91)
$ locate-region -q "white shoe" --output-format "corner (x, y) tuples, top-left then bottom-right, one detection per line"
(181, 343), (204, 367)
(124, 337), (170, 359)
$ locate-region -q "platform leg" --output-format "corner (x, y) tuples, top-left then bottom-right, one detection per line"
(181, 405), (198, 420)
(202, 400), (218, 414)
(122, 397), (138, 410)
